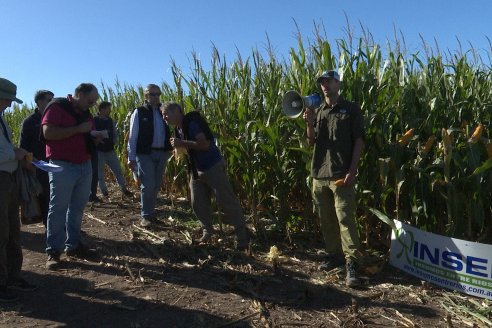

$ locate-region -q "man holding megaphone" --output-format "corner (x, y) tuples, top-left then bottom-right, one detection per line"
(303, 70), (365, 288)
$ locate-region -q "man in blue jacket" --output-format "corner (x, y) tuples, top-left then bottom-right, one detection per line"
(20, 89), (54, 225)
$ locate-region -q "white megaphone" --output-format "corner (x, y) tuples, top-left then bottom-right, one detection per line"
(282, 90), (322, 118)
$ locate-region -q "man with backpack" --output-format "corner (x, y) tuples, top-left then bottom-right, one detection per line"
(42, 83), (102, 270)
(162, 102), (249, 250)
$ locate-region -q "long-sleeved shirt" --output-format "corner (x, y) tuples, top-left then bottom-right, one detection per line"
(127, 105), (166, 161)
(20, 108), (46, 161)
(0, 114), (18, 173)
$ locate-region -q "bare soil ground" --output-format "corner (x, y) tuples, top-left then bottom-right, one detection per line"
(0, 183), (476, 327)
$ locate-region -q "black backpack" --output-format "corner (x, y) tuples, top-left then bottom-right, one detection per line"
(178, 111), (215, 179)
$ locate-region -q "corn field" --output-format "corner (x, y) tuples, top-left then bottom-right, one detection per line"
(6, 26), (492, 244)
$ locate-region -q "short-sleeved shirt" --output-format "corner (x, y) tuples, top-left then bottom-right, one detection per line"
(42, 103), (93, 163)
(311, 96), (364, 179)
(187, 121), (222, 171)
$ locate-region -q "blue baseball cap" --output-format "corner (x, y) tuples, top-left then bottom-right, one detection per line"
(316, 70), (341, 83)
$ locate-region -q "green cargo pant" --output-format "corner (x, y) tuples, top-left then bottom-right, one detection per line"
(190, 160), (249, 246)
(312, 178), (360, 261)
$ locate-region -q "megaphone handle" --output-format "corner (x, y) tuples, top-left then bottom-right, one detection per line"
(304, 107), (316, 125)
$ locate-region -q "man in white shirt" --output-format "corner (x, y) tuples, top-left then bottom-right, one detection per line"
(127, 84), (172, 227)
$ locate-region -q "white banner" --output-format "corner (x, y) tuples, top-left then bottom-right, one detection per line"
(390, 220), (492, 300)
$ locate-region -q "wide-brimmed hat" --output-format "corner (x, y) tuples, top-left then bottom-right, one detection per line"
(316, 70), (341, 83)
(0, 78), (23, 104)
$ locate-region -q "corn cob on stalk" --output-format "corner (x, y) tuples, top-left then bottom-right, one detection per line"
(398, 128), (414, 146)
(468, 124), (483, 143)
(421, 135), (436, 154)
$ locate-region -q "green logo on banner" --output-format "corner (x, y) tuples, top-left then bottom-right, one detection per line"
(396, 227), (414, 265)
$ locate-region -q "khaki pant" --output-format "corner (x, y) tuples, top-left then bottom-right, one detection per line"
(190, 160), (248, 246)
(312, 178), (360, 261)
(0, 171), (22, 286)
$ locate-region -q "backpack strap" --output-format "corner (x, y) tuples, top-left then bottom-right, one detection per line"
(40, 97), (94, 154)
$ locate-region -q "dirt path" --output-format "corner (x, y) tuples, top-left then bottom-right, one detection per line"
(0, 188), (464, 327)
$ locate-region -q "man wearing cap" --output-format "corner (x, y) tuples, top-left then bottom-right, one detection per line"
(127, 84), (172, 227)
(0, 78), (37, 302)
(20, 90), (54, 226)
(303, 70), (365, 287)
(42, 83), (102, 270)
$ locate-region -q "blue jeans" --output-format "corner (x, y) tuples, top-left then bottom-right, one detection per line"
(97, 150), (127, 194)
(46, 160), (92, 254)
(136, 150), (170, 218)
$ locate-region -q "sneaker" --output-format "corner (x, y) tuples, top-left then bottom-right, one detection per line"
(346, 261), (361, 287)
(318, 254), (345, 271)
(0, 286), (19, 303)
(8, 278), (37, 292)
(66, 243), (100, 261)
(140, 218), (152, 227)
(46, 253), (61, 270)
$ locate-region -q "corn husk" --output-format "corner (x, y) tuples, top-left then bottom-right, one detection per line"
(398, 128), (414, 146)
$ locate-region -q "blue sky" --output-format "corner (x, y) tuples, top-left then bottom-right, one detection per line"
(1, 0), (491, 107)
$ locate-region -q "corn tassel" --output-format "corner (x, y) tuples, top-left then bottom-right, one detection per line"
(398, 128), (414, 146)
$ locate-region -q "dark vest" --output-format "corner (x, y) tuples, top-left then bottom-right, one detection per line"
(41, 97), (94, 154)
(135, 104), (172, 154)
(94, 117), (115, 152)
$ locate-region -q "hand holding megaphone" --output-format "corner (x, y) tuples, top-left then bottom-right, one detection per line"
(303, 107), (316, 125)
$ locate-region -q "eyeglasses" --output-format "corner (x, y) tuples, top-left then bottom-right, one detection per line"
(148, 92), (161, 97)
